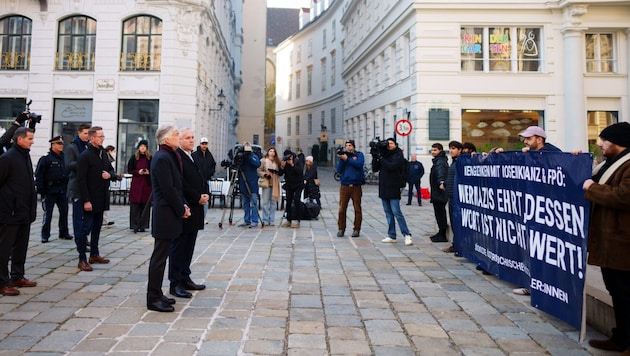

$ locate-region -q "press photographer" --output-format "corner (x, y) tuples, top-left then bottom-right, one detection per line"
(0, 99), (42, 155)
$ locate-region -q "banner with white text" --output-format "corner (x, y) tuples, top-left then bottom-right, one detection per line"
(453, 151), (592, 330)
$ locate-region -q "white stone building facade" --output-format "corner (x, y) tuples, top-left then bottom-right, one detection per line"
(0, 0), (242, 174)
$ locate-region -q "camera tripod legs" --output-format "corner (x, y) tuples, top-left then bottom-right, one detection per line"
(218, 168), (264, 229)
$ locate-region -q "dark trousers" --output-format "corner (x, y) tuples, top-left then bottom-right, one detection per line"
(602, 267), (630, 350)
(0, 224), (30, 286)
(76, 211), (104, 262)
(338, 185), (362, 232)
(41, 192), (69, 240)
(71, 198), (84, 238)
(432, 201), (448, 235)
(130, 202), (150, 230)
(407, 180), (421, 205)
(147, 238), (172, 304)
(285, 187), (303, 221)
(168, 230), (199, 288)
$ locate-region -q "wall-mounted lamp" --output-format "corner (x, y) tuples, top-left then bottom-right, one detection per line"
(209, 89), (226, 112)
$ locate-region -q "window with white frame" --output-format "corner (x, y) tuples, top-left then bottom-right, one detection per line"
(287, 117), (291, 136)
(0, 15), (32, 70)
(288, 74), (292, 100)
(295, 71), (301, 99)
(461, 26), (542, 72)
(322, 29), (326, 49)
(308, 39), (313, 57)
(331, 108), (336, 134)
(307, 66), (312, 96)
(57, 15), (96, 71)
(308, 113), (313, 134)
(586, 33), (615, 73)
(332, 20), (336, 41)
(321, 58), (326, 91)
(296, 115), (300, 135)
(330, 50), (336, 86)
(296, 45), (301, 63)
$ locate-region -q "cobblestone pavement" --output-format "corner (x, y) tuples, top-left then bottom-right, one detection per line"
(0, 167), (614, 355)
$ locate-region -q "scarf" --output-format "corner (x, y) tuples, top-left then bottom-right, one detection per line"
(159, 144), (182, 173)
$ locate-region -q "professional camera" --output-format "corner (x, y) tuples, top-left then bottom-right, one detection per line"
(282, 153), (293, 161)
(220, 159), (233, 168)
(25, 99), (42, 123)
(369, 137), (388, 157)
(336, 146), (352, 157)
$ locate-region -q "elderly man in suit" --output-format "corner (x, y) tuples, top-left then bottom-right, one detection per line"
(147, 125), (191, 312)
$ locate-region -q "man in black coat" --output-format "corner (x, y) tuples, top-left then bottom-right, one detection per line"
(147, 125), (190, 312)
(279, 149), (304, 228)
(429, 143), (449, 242)
(75, 126), (116, 272)
(0, 128), (38, 296)
(192, 137), (216, 223)
(169, 128), (209, 298)
(373, 138), (413, 246)
(35, 135), (72, 243)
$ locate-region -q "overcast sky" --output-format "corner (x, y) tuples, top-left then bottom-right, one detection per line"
(267, 0), (310, 8)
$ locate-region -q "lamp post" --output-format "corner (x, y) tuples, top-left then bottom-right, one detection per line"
(208, 89), (225, 153)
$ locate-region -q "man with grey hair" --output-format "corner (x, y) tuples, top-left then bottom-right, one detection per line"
(147, 125), (190, 312)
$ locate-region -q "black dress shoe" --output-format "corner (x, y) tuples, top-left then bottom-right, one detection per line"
(170, 285), (192, 298)
(161, 295), (176, 305)
(183, 280), (206, 290)
(41, 238), (49, 243)
(59, 235), (73, 240)
(147, 300), (174, 312)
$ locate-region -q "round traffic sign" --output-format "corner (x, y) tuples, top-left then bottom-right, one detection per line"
(395, 119), (412, 136)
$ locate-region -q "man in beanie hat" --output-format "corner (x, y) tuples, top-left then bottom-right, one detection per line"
(582, 122), (630, 353)
(335, 139), (365, 237)
(35, 135), (72, 243)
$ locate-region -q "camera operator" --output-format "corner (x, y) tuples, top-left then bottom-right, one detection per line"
(236, 142), (261, 228)
(372, 138), (413, 246)
(0, 108), (41, 155)
(335, 140), (365, 237)
(279, 149), (304, 228)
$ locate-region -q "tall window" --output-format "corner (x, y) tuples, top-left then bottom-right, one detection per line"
(322, 29), (327, 49)
(56, 16), (96, 71)
(330, 50), (336, 86)
(321, 58), (327, 91)
(586, 33), (615, 73)
(0, 16), (32, 70)
(295, 71), (301, 99)
(52, 99), (93, 144)
(296, 45), (301, 63)
(296, 115), (300, 135)
(287, 117), (292, 136)
(307, 66), (313, 96)
(288, 74), (292, 100)
(121, 15), (162, 71)
(308, 113), (313, 134)
(117, 100), (159, 173)
(331, 108), (336, 134)
(461, 27), (542, 72)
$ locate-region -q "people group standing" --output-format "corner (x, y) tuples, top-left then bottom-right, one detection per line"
(258, 147), (281, 226)
(373, 138), (413, 246)
(169, 128), (209, 299)
(127, 140), (152, 233)
(35, 135), (71, 243)
(429, 143), (449, 243)
(75, 126), (116, 272)
(0, 127), (38, 296)
(335, 140), (365, 237)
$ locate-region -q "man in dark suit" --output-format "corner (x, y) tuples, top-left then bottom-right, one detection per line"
(75, 126), (116, 271)
(147, 125), (190, 312)
(169, 128), (209, 298)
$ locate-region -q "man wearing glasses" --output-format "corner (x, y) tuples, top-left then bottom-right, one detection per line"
(75, 127), (116, 271)
(35, 135), (72, 243)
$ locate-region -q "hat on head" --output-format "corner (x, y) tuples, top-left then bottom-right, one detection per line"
(137, 139), (149, 148)
(305, 155), (313, 162)
(345, 139), (355, 147)
(519, 126), (547, 139)
(283, 149), (293, 157)
(200, 137), (209, 143)
(48, 135), (63, 143)
(600, 122), (630, 148)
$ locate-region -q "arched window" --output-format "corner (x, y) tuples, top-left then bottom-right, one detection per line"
(120, 15), (162, 71)
(0, 15), (32, 70)
(56, 15), (97, 70)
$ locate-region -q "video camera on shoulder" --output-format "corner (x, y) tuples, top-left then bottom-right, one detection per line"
(221, 142), (262, 168)
(369, 136), (388, 158)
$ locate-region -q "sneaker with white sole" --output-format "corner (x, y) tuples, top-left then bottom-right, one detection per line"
(291, 221), (300, 228)
(381, 237), (396, 243)
(404, 235), (412, 246)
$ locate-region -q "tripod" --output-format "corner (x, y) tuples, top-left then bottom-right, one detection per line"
(218, 167), (263, 229)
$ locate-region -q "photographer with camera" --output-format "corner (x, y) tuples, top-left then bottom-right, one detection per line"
(0, 101), (41, 155)
(279, 149), (304, 228)
(335, 140), (365, 237)
(236, 142), (261, 228)
(373, 138), (413, 246)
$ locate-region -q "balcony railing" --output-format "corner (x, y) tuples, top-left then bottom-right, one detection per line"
(1, 51), (30, 70)
(56, 51), (95, 71)
(120, 52), (161, 71)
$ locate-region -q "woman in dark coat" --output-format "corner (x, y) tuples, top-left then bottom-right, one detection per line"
(127, 140), (152, 232)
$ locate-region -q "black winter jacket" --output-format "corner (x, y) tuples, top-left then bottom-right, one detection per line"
(0, 143), (37, 224)
(35, 150), (68, 195)
(373, 147), (405, 200)
(429, 151), (449, 203)
(77, 144), (116, 213)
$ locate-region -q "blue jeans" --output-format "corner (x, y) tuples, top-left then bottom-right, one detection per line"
(260, 187), (276, 225)
(381, 198), (410, 239)
(241, 192), (259, 225)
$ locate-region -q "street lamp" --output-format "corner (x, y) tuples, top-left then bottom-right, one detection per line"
(209, 89), (225, 112)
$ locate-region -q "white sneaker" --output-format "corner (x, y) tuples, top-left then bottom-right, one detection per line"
(404, 235), (413, 246)
(381, 237), (396, 243)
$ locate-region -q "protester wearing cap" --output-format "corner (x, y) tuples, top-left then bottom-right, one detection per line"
(35, 134), (72, 243)
(582, 122), (630, 353)
(518, 126), (561, 152)
(335, 139), (365, 237)
(192, 137), (216, 224)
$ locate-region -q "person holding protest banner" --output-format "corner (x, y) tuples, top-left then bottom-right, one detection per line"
(582, 122), (630, 353)
(429, 143), (449, 243)
(519, 126), (561, 152)
(443, 141), (463, 254)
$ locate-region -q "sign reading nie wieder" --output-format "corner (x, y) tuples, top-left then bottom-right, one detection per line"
(453, 151), (592, 330)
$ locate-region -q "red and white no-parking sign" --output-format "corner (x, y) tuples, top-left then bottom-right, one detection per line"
(395, 119), (412, 136)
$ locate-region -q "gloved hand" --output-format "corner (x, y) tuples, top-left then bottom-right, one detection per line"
(15, 111), (29, 125)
